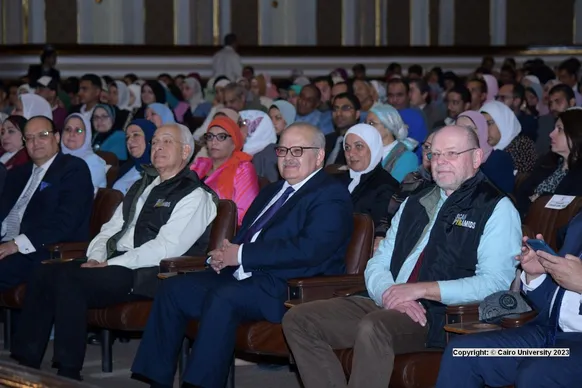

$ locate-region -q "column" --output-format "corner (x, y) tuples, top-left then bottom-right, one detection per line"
(121, 0), (145, 44)
(174, 0), (191, 45)
(295, 0), (316, 45)
(28, 0), (46, 43)
(380, 0), (388, 45)
(438, 0), (454, 45)
(191, 0), (215, 45)
(576, 0), (582, 43)
(3, 0), (24, 44)
(46, 0), (77, 44)
(342, 0), (357, 45)
(489, 0), (506, 46)
(76, 0), (93, 43)
(219, 0), (231, 42)
(410, 0), (430, 45)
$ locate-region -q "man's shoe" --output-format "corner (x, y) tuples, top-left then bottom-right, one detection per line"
(57, 367), (83, 381)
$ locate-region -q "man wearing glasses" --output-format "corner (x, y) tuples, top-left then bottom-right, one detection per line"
(132, 123), (354, 388)
(326, 93), (361, 166)
(0, 115), (94, 291)
(283, 125), (522, 388)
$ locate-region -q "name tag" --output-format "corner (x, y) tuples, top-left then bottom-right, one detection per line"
(452, 213), (476, 229)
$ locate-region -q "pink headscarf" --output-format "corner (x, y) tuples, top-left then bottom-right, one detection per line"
(482, 75), (499, 102)
(457, 110), (493, 162)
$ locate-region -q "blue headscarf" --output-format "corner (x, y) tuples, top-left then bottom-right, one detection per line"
(398, 108), (428, 162)
(148, 103), (176, 125)
(127, 119), (156, 172)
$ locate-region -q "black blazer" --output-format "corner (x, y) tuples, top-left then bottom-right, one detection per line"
(324, 132), (347, 165)
(337, 164), (399, 235)
(27, 65), (60, 84)
(0, 163), (6, 198)
(0, 153), (94, 262)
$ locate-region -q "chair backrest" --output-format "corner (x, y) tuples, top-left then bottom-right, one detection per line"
(96, 151), (119, 167)
(324, 164), (345, 175)
(258, 176), (271, 189)
(207, 199), (238, 252)
(90, 188), (124, 238)
(514, 172), (530, 195)
(344, 213), (374, 274)
(524, 195), (582, 250)
(105, 166), (119, 188)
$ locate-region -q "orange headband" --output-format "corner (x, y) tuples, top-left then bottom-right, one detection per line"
(207, 116), (243, 150)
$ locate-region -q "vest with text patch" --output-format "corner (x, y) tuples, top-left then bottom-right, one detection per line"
(390, 171), (504, 348)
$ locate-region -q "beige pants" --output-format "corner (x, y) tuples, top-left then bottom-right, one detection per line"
(282, 296), (429, 388)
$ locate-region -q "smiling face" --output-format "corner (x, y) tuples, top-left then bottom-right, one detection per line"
(1, 120), (24, 153)
(344, 133), (371, 172)
(150, 125), (189, 172)
(125, 124), (147, 158)
(62, 116), (87, 150)
(277, 125), (324, 185)
(23, 116), (60, 165)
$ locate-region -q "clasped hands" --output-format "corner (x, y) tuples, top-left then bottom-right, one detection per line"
(207, 239), (240, 273)
(382, 283), (429, 327)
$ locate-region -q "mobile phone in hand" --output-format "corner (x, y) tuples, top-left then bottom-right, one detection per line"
(526, 239), (557, 256)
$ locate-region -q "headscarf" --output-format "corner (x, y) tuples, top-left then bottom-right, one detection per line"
(370, 80), (387, 103)
(20, 94), (53, 120)
(114, 80), (131, 111)
(142, 81), (166, 106)
(127, 119), (156, 172)
(128, 84), (142, 110)
(18, 84), (34, 95)
(271, 100), (296, 127)
(526, 83), (548, 116)
(343, 124), (384, 193)
(205, 117), (252, 198)
(91, 104), (118, 147)
(523, 75), (541, 86)
(184, 77), (204, 112)
(371, 104), (418, 151)
(239, 110), (277, 155)
(457, 110), (493, 162)
(480, 101), (521, 151)
(482, 74), (499, 102)
(214, 107), (240, 123)
(61, 113), (94, 159)
(148, 103), (176, 125)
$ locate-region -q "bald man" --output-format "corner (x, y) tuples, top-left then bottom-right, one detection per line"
(11, 124), (218, 381)
(282, 125), (522, 388)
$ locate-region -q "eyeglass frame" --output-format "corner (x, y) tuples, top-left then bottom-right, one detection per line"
(427, 147), (477, 161)
(23, 130), (55, 143)
(274, 146), (320, 158)
(63, 127), (85, 135)
(203, 132), (233, 142)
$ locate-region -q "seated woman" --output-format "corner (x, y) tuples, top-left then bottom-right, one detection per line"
(61, 113), (107, 193)
(13, 93), (53, 120)
(338, 123), (399, 233)
(240, 110), (279, 182)
(0, 116), (29, 170)
(268, 100), (297, 137)
(112, 119), (156, 195)
(180, 77), (213, 121)
(132, 81), (167, 120)
(194, 108), (244, 162)
(481, 100), (537, 174)
(190, 116), (259, 226)
(365, 104), (419, 182)
(456, 110), (515, 193)
(516, 108), (582, 218)
(91, 104), (127, 161)
(146, 103), (176, 127)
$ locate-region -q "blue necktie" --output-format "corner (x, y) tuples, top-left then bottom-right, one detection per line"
(241, 186), (295, 244)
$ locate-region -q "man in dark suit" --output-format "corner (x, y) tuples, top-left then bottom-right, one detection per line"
(0, 116), (94, 291)
(325, 93), (361, 166)
(0, 163), (6, 197)
(132, 123), (354, 388)
(27, 45), (60, 85)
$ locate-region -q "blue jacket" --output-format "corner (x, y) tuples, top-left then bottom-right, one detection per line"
(0, 153), (94, 262)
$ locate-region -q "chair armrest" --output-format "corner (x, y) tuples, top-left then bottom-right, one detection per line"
(45, 242), (89, 260)
(333, 286), (367, 297)
(287, 274), (364, 303)
(445, 301), (481, 324)
(159, 256), (207, 273)
(500, 310), (538, 329)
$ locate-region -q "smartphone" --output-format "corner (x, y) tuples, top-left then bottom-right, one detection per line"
(526, 239), (557, 256)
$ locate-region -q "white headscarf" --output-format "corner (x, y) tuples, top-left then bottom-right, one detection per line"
(343, 124), (383, 193)
(128, 84), (142, 110)
(239, 110), (277, 155)
(20, 94), (53, 120)
(61, 113), (94, 159)
(115, 80), (131, 111)
(480, 100), (521, 151)
(184, 77), (204, 112)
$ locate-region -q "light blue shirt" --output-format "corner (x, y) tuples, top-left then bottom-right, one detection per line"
(83, 153), (107, 194)
(364, 189), (521, 307)
(112, 166), (141, 196)
(296, 110), (334, 135)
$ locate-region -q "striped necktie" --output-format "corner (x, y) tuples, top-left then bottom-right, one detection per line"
(3, 166), (43, 241)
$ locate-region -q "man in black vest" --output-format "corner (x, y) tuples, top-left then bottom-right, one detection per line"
(283, 125), (523, 388)
(10, 124), (218, 381)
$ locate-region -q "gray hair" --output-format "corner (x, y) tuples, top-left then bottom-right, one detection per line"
(282, 122), (325, 150)
(175, 123), (195, 161)
(224, 82), (246, 99)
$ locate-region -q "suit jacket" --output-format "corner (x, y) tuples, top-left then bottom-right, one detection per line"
(336, 164), (399, 234)
(0, 163), (6, 198)
(0, 153), (94, 262)
(27, 65), (60, 84)
(233, 169), (354, 322)
(324, 132), (347, 165)
(422, 103), (446, 131)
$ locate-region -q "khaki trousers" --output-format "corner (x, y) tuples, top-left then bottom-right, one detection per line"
(282, 296), (429, 388)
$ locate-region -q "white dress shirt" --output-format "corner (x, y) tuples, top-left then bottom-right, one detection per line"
(87, 178), (217, 269)
(234, 168), (322, 280)
(0, 150), (17, 164)
(522, 272), (582, 332)
(212, 46), (242, 82)
(1, 154), (58, 254)
(112, 166), (142, 196)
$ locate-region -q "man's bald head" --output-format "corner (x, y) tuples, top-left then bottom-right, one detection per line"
(277, 123), (325, 184)
(433, 124), (480, 150)
(151, 124), (194, 180)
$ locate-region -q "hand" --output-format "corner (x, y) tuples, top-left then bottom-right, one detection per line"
(0, 241), (18, 260)
(381, 283), (427, 310)
(518, 235), (547, 279)
(208, 239), (239, 273)
(538, 251), (582, 293)
(81, 259), (108, 268)
(392, 300), (427, 326)
(373, 237), (383, 253)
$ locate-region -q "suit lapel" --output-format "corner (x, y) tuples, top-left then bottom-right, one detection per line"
(237, 180), (285, 237)
(25, 153), (63, 211)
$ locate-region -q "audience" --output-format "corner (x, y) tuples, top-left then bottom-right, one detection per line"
(146, 103), (176, 126)
(325, 93), (361, 166)
(61, 113), (107, 193)
(434, 85), (471, 129)
(496, 82), (538, 142)
(1, 116), (30, 169)
(536, 84), (577, 156)
(180, 77), (212, 121)
(0, 163), (5, 197)
(268, 100), (296, 136)
(296, 84), (334, 134)
(190, 116), (259, 225)
(467, 78), (488, 110)
(408, 78), (446, 130)
(0, 116), (94, 291)
(91, 104), (127, 161)
(71, 74), (102, 121)
(239, 110), (279, 183)
(398, 107), (429, 162)
(133, 81), (167, 120)
(13, 93), (53, 120)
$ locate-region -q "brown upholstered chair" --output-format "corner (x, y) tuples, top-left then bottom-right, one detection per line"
(524, 195), (582, 250)
(95, 151), (119, 167)
(0, 188), (123, 350)
(87, 199), (238, 372)
(324, 164), (346, 175)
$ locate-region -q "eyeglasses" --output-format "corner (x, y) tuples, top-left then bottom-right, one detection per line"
(275, 146), (319, 157)
(92, 115), (110, 122)
(421, 142), (431, 152)
(23, 130), (54, 142)
(427, 148), (476, 161)
(204, 133), (232, 142)
(64, 127), (84, 134)
(332, 105), (355, 113)
(486, 120), (495, 126)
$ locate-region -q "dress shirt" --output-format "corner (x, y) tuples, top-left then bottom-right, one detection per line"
(364, 190), (521, 306)
(79, 105), (96, 121)
(234, 168), (322, 280)
(212, 46), (242, 82)
(522, 271), (582, 332)
(0, 151), (17, 164)
(87, 178), (217, 269)
(1, 153), (58, 254)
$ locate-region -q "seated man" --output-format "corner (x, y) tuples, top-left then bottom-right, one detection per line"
(0, 115), (93, 291)
(10, 123), (218, 381)
(282, 125), (522, 388)
(0, 163), (6, 198)
(436, 211), (582, 388)
(131, 123), (354, 388)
